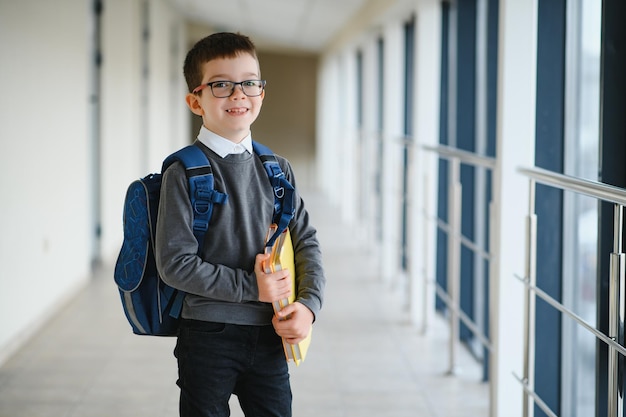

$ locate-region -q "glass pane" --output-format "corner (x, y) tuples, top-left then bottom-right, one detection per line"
(569, 193), (598, 417)
(562, 0), (601, 415)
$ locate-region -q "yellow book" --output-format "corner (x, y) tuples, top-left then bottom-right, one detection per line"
(264, 224), (312, 366)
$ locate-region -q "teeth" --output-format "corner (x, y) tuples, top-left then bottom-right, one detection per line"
(227, 108), (247, 114)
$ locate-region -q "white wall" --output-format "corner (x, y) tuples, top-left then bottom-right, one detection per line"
(317, 4), (414, 284)
(145, 0), (189, 169)
(408, 0), (442, 331)
(0, 0), (188, 365)
(379, 21), (405, 284)
(316, 56), (341, 207)
(359, 36), (383, 244)
(0, 0), (92, 365)
(490, 0), (538, 415)
(100, 0), (143, 261)
(100, 0), (188, 262)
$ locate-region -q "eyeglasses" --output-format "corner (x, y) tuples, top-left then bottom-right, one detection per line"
(192, 80), (266, 98)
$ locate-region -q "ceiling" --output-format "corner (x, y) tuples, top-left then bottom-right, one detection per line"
(170, 0), (376, 53)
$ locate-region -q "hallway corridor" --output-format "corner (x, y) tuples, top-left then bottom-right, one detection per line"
(0, 190), (489, 417)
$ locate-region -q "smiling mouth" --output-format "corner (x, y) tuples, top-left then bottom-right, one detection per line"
(226, 108), (248, 114)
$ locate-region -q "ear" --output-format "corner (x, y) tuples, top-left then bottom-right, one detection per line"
(185, 93), (204, 116)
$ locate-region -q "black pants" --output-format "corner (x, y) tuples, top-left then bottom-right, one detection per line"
(175, 319), (292, 417)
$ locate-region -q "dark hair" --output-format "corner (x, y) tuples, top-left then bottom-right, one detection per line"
(183, 32), (259, 93)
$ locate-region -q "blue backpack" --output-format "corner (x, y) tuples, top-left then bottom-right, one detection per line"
(114, 142), (295, 336)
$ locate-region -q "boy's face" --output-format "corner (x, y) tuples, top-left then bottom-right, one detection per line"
(186, 52), (264, 142)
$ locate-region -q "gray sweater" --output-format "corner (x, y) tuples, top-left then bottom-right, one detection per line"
(155, 141), (324, 326)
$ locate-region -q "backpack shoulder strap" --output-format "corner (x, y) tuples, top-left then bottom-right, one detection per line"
(159, 144), (228, 321)
(252, 141), (295, 248)
(162, 144), (228, 248)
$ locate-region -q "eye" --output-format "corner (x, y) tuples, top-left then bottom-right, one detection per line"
(243, 80), (260, 87)
(212, 81), (232, 89)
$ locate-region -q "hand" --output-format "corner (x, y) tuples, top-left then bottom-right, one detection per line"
(272, 302), (313, 345)
(254, 253), (292, 303)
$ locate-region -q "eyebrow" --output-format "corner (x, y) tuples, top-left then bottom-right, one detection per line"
(208, 73), (260, 81)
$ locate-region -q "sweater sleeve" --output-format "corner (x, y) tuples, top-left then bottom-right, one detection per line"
(281, 159), (326, 319)
(154, 162), (260, 302)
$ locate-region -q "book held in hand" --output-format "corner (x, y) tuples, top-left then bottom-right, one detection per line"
(264, 224), (312, 366)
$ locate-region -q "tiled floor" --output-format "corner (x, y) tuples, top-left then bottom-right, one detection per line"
(0, 190), (489, 417)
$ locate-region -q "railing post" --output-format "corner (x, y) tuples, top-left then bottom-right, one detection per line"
(488, 199), (499, 417)
(447, 157), (462, 374)
(522, 179), (537, 417)
(608, 204), (625, 417)
(421, 173), (430, 335)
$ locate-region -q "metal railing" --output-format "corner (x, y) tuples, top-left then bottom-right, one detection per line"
(421, 144), (497, 374)
(361, 135), (498, 372)
(517, 166), (626, 417)
(356, 131), (626, 416)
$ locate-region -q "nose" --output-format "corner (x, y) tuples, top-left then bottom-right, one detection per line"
(230, 83), (246, 98)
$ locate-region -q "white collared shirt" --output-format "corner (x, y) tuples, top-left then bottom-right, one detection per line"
(196, 126), (253, 158)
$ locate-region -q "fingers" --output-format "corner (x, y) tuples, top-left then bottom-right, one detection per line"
(257, 274), (291, 303)
(255, 253), (292, 303)
(272, 302), (313, 343)
(285, 335), (307, 345)
(255, 253), (271, 274)
(272, 320), (309, 344)
(275, 302), (297, 320)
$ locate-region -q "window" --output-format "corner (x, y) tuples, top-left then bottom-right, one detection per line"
(561, 0), (602, 415)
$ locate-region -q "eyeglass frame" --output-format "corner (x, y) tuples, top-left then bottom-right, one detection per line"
(191, 79), (267, 98)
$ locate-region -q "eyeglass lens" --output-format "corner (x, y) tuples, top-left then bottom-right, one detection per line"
(211, 81), (264, 98)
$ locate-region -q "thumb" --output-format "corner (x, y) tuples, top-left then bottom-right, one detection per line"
(277, 303), (297, 319)
(256, 252), (271, 272)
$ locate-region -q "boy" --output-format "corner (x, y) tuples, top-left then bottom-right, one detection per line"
(155, 32), (325, 417)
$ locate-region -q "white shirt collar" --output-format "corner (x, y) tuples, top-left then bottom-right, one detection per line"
(196, 126), (253, 158)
